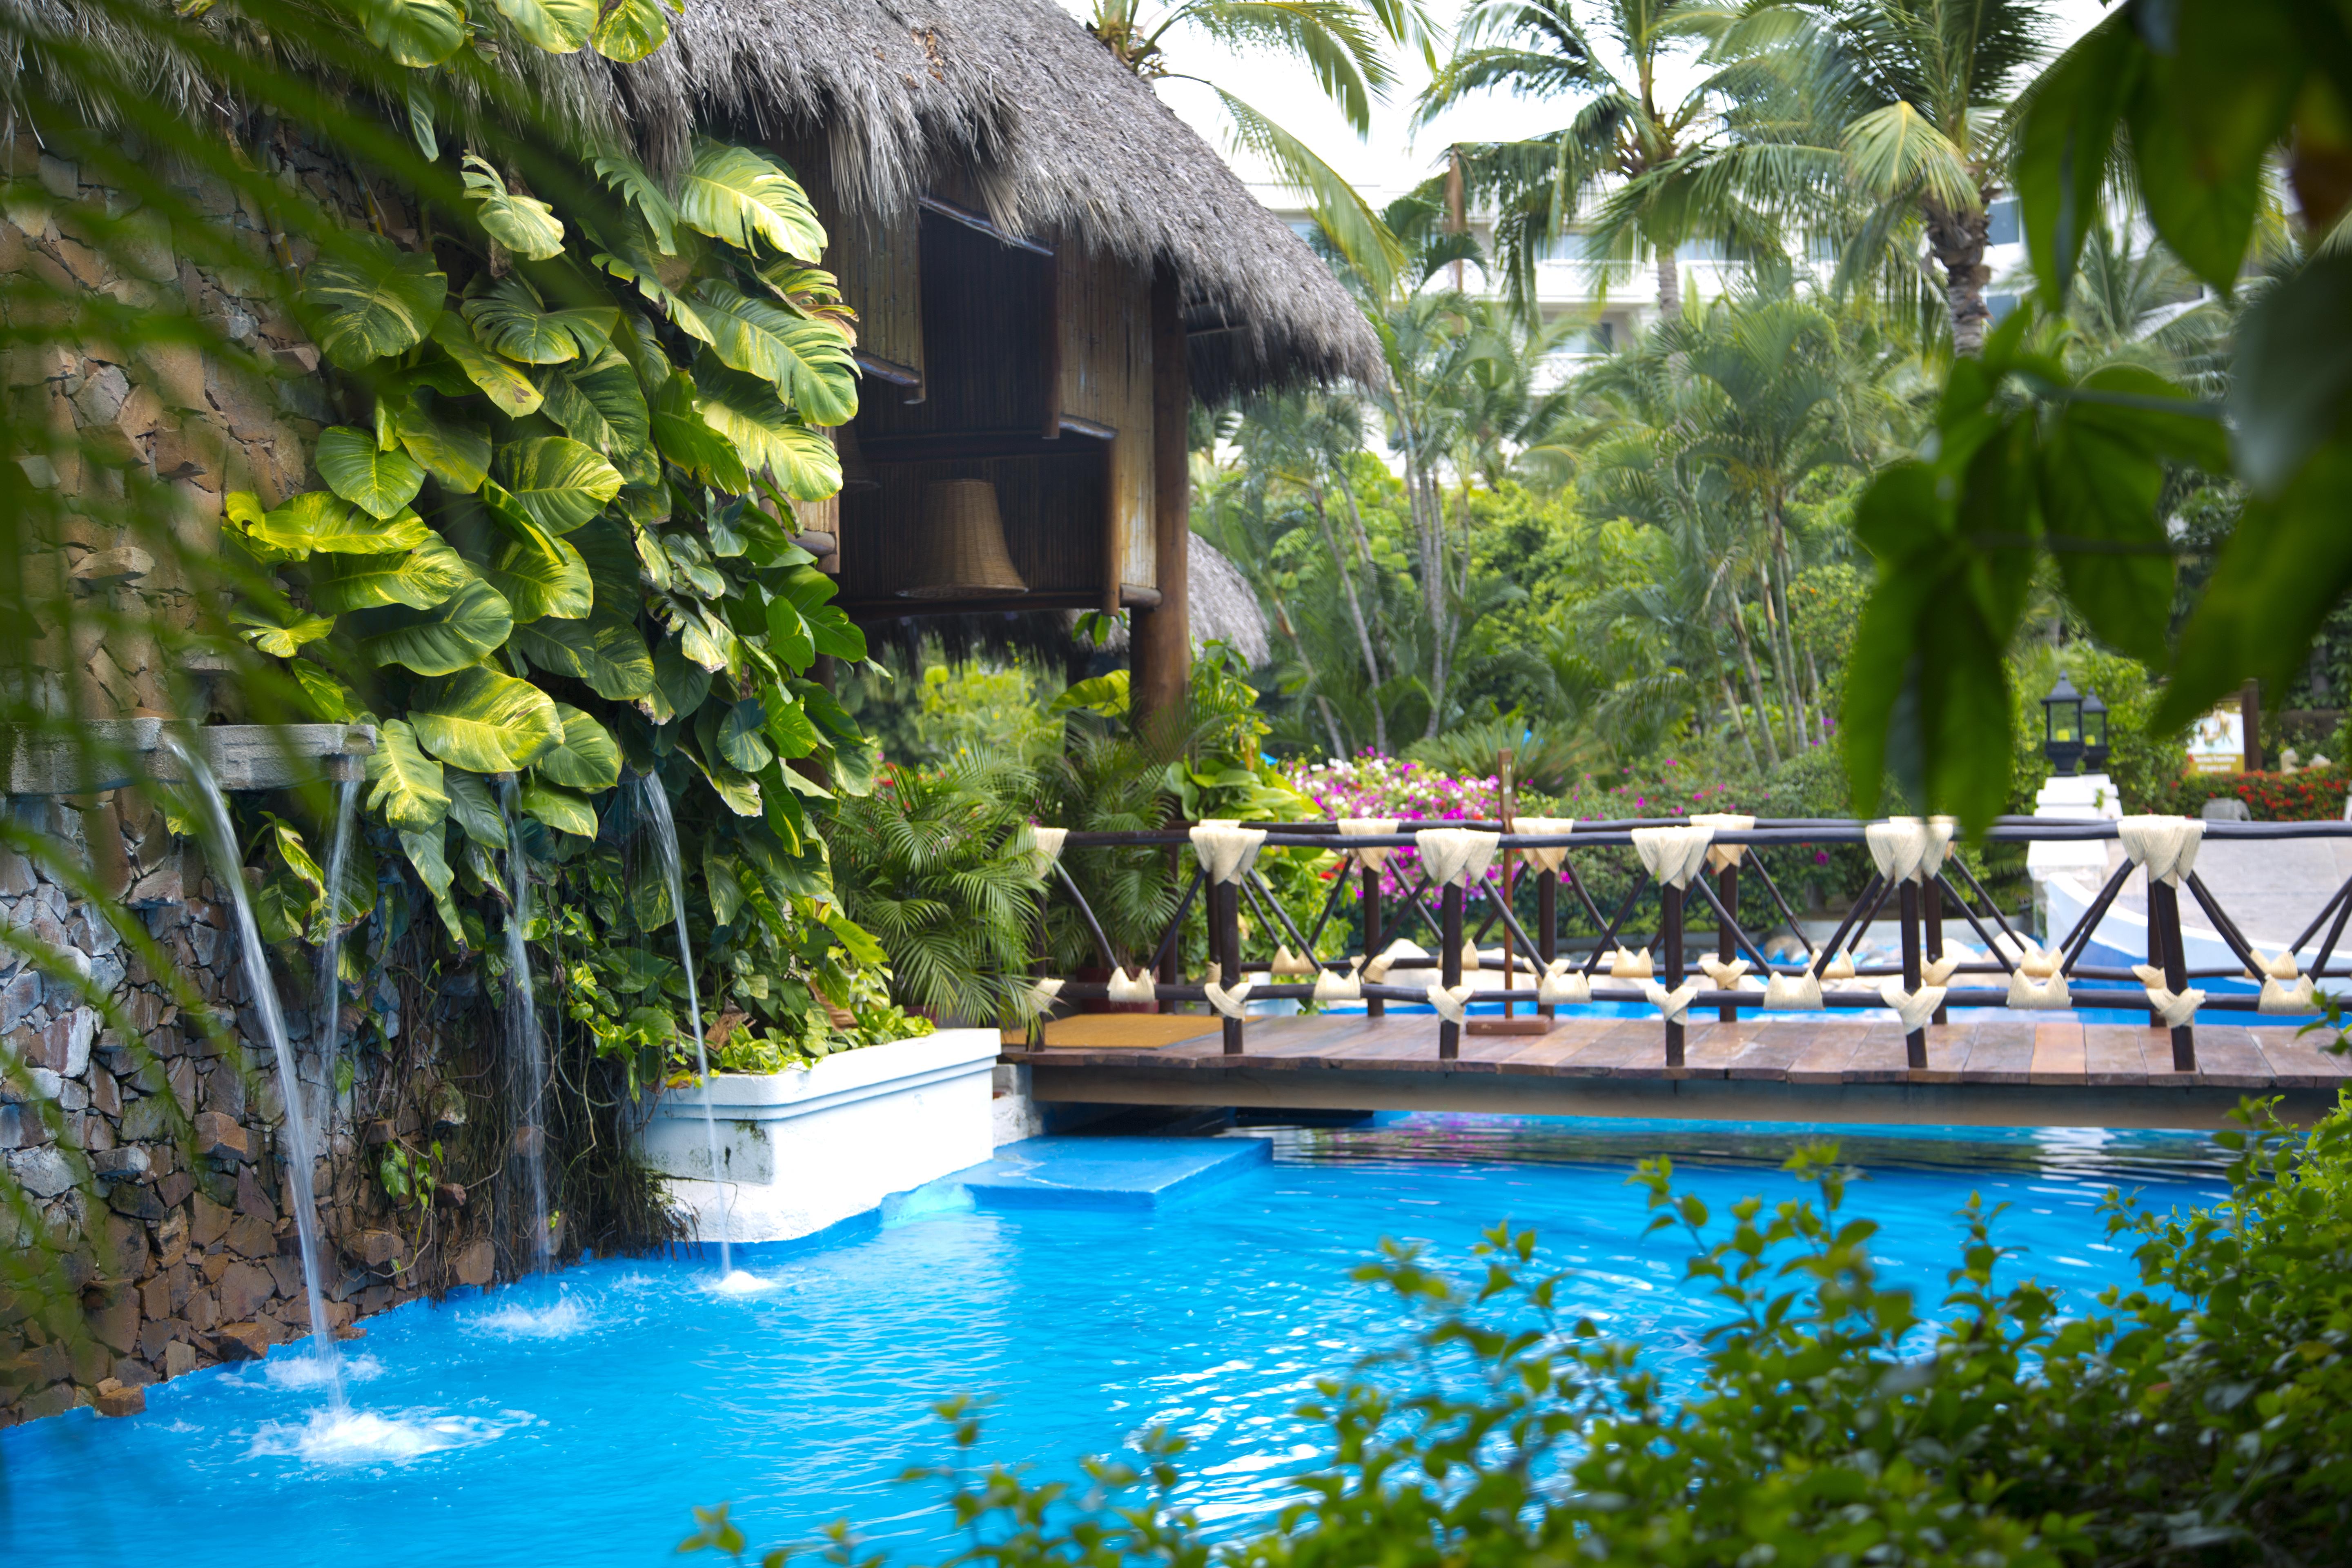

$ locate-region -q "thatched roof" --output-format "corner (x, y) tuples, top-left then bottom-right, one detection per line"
(615, 0), (1381, 395)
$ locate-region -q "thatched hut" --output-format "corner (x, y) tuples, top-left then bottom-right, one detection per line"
(603, 0), (1376, 719)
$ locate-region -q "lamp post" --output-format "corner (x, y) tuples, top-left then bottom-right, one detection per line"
(2042, 675), (2085, 777)
(2081, 689), (2110, 773)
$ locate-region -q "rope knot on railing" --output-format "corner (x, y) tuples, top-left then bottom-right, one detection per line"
(1538, 958), (1590, 1004)
(1022, 825), (1068, 878)
(1864, 816), (1956, 883)
(1690, 812), (1756, 871)
(1414, 827), (1500, 888)
(2118, 815), (2204, 886)
(2133, 965), (2207, 1027)
(1631, 824), (1713, 888)
(1336, 817), (1399, 869)
(1189, 820), (1268, 884)
(1515, 815), (1575, 873)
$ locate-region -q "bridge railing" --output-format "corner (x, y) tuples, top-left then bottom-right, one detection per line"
(1024, 814), (2352, 1071)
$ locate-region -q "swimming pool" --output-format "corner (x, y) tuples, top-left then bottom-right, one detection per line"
(0, 1116), (2229, 1567)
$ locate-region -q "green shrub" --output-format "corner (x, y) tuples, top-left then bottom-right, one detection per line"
(2156, 768), (2348, 822)
(692, 1095), (2352, 1568)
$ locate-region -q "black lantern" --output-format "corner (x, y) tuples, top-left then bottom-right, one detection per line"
(2042, 674), (2085, 776)
(2081, 688), (2110, 772)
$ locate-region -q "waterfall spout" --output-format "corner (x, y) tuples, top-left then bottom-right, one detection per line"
(633, 773), (731, 1275)
(170, 739), (344, 1407)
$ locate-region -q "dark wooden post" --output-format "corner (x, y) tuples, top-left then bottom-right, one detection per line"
(2151, 879), (2197, 1070)
(2146, 885), (2167, 1029)
(1662, 881), (1685, 1067)
(1537, 869), (1559, 1020)
(1924, 877), (1946, 1026)
(1439, 882), (1463, 1060)
(1130, 267), (1192, 742)
(1213, 878), (1243, 1055)
(1362, 863), (1385, 1020)
(1716, 862), (1738, 1022)
(1898, 879), (1925, 1067)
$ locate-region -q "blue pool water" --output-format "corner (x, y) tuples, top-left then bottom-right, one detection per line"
(1, 1116), (2230, 1567)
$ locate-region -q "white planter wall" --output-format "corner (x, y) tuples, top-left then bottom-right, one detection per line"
(639, 1028), (1001, 1245)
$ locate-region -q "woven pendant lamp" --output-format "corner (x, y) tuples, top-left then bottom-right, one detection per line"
(900, 479), (1027, 598)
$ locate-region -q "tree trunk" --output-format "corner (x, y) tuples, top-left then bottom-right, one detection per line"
(1306, 487), (1387, 755)
(1719, 673), (1760, 773)
(1730, 604), (1781, 768)
(1656, 248), (1681, 316)
(1925, 195), (1994, 356)
(1327, 466), (1390, 755)
(1802, 642), (1829, 746)
(1757, 563), (1803, 756)
(1406, 457), (1451, 741)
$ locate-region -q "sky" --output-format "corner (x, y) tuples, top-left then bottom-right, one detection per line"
(1053, 0), (2121, 203)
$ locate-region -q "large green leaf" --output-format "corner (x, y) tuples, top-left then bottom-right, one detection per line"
(519, 780), (598, 838)
(804, 602), (866, 662)
(462, 277), (615, 365)
(540, 348), (655, 483)
(653, 370), (748, 490)
(291, 661), (357, 722)
(486, 0), (596, 51)
(431, 316), (543, 417)
(482, 485), (594, 621)
(365, 718), (449, 831)
(252, 492), (432, 556)
(695, 280), (860, 426)
(2229, 250), (2352, 496)
(308, 535), (473, 612)
(494, 436), (625, 534)
(535, 703), (622, 790)
(717, 698), (774, 771)
(443, 768), (511, 852)
(677, 141), (828, 259)
(593, 156), (678, 254)
(2016, 18), (2139, 312)
(304, 236), (447, 369)
(573, 515), (647, 612)
(316, 426), (427, 520)
(399, 824), (468, 947)
(357, 0), (466, 69)
(648, 633), (712, 723)
(351, 577), (515, 674)
(511, 611), (656, 701)
(695, 362), (841, 498)
(391, 399), (490, 493)
(410, 665), (564, 773)
(590, 0), (671, 61)
(460, 154), (566, 260)
(232, 600), (334, 659)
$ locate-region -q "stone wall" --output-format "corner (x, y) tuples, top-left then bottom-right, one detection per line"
(0, 131), (516, 1427)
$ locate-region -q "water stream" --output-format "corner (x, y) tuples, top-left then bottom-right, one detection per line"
(498, 778), (552, 1271)
(633, 772), (733, 1277)
(314, 776), (359, 1092)
(169, 739), (344, 1407)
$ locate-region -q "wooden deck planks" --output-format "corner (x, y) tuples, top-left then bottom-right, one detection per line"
(2082, 1024), (2160, 1086)
(2029, 1020), (2087, 1084)
(2248, 1026), (2352, 1088)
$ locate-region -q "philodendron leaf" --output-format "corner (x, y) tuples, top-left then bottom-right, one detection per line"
(350, 577), (516, 674)
(290, 661), (357, 722)
(494, 436), (625, 535)
(590, 0), (670, 61)
(483, 482), (594, 621)
(653, 370), (748, 491)
(462, 276), (615, 365)
(410, 665), (564, 773)
(303, 235), (447, 369)
(694, 362), (842, 497)
(646, 633), (712, 724)
(430, 315), (543, 416)
(307, 535), (473, 613)
(534, 703), (622, 790)
(512, 612), (656, 701)
(399, 824), (468, 948)
(487, 0), (596, 51)
(519, 780), (598, 838)
(540, 348), (655, 484)
(315, 426), (427, 520)
(694, 280), (860, 426)
(365, 717), (450, 831)
(392, 399), (491, 493)
(252, 492), (433, 556)
(717, 698), (774, 771)
(358, 0), (467, 65)
(460, 153), (566, 260)
(677, 141), (828, 259)
(443, 767), (511, 852)
(593, 155), (678, 254)
(232, 601), (334, 659)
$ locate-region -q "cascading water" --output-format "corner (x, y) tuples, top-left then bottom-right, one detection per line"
(314, 777), (360, 1090)
(498, 777), (553, 1271)
(170, 739), (344, 1406)
(632, 772), (735, 1279)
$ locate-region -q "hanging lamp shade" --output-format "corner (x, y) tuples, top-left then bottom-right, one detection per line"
(900, 479), (1027, 598)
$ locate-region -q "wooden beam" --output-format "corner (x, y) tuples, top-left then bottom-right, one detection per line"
(1130, 266), (1191, 739)
(859, 427), (1111, 465)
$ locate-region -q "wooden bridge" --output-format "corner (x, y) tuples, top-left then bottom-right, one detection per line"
(1013, 814), (2352, 1129)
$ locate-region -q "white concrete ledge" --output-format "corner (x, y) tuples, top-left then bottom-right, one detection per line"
(1, 721), (376, 794)
(639, 1028), (1001, 1244)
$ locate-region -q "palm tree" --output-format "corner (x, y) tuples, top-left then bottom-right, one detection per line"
(1801, 0), (2051, 354)
(1417, 0), (1809, 315)
(1089, 0), (1430, 280)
